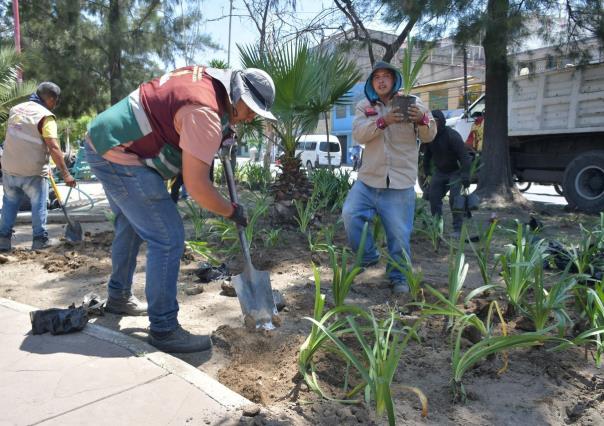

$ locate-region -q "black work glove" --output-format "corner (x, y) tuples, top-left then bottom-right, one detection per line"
(462, 177), (471, 189)
(228, 202), (248, 227)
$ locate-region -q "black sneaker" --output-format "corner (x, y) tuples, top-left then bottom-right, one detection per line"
(105, 294), (148, 316)
(0, 234), (11, 252)
(31, 236), (55, 250)
(358, 258), (379, 273)
(148, 325), (212, 353)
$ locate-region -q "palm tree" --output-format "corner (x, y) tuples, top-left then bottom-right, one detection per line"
(305, 48), (361, 168)
(239, 42), (360, 202)
(0, 47), (36, 126)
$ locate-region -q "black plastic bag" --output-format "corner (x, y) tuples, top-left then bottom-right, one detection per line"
(30, 303), (89, 335)
(194, 262), (229, 283)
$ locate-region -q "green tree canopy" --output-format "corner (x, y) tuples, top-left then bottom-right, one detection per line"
(0, 0), (218, 116)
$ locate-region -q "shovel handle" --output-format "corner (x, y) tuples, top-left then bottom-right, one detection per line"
(220, 145), (254, 268)
(48, 173), (64, 204)
(48, 173), (75, 228)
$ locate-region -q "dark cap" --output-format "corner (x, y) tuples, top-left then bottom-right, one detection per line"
(36, 82), (61, 100)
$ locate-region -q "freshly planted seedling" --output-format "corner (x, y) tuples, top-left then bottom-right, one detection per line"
(467, 219), (499, 285)
(498, 222), (548, 316)
(522, 263), (575, 333)
(294, 196), (318, 234)
(388, 249), (424, 302)
(307, 310), (427, 424)
(180, 199), (207, 241)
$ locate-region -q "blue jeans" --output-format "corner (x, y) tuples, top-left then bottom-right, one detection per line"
(342, 180), (415, 283)
(85, 143), (184, 332)
(0, 174), (48, 239)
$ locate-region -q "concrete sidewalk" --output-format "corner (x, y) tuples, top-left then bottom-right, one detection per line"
(0, 298), (251, 426)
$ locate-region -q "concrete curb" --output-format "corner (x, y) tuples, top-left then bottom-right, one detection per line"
(15, 211), (109, 224)
(0, 297), (251, 411)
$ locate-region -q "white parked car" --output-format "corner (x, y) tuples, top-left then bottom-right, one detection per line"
(295, 134), (342, 171)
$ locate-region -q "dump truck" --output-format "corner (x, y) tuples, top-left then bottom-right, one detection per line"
(448, 62), (604, 213)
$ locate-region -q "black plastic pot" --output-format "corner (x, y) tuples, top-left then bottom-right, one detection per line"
(392, 95), (416, 121)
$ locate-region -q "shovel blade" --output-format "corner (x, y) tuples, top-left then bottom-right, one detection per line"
(65, 221), (83, 242)
(232, 266), (276, 328)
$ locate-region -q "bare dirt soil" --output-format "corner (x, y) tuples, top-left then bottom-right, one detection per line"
(2, 199), (604, 425)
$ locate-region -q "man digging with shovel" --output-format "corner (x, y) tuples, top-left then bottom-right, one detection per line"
(86, 65), (276, 353)
(0, 82), (77, 252)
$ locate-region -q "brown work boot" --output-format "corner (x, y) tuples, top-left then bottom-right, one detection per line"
(105, 294), (148, 316)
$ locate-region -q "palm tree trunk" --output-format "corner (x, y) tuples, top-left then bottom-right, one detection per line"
(324, 112), (332, 169)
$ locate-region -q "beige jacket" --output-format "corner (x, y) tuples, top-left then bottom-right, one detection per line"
(1, 101), (54, 177)
(353, 96), (436, 189)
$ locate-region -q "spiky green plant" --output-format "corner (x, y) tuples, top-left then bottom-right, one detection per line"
(185, 240), (219, 265)
(400, 36), (432, 96)
(498, 222), (548, 316)
(574, 282), (604, 366)
(416, 213), (444, 252)
(317, 223), (368, 307)
(467, 219), (499, 285)
(293, 196), (317, 234)
(209, 196), (269, 253)
(307, 310), (427, 424)
(237, 161), (273, 192)
(448, 231), (469, 309)
(451, 319), (560, 402)
(261, 228), (281, 248)
(180, 199), (207, 241)
(388, 249), (424, 302)
(522, 264), (575, 332)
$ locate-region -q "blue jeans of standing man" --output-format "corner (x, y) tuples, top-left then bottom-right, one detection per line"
(85, 143), (184, 332)
(342, 180), (415, 283)
(0, 174), (49, 239)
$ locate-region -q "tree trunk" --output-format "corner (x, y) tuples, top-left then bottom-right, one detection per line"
(108, 0), (123, 105)
(476, 0), (514, 200)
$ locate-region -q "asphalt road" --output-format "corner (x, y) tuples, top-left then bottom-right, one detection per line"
(514, 183), (566, 206)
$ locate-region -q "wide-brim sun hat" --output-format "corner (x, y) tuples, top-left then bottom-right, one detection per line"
(233, 68), (277, 122)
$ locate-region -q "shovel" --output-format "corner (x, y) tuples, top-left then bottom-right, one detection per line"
(220, 141), (277, 329)
(48, 173), (83, 242)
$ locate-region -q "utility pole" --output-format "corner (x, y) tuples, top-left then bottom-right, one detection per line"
(227, 0), (233, 66)
(12, 0), (21, 81)
(463, 45), (469, 113)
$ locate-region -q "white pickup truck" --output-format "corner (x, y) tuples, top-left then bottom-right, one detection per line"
(448, 62), (604, 212)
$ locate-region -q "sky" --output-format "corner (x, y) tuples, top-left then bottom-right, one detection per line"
(192, 0), (392, 68)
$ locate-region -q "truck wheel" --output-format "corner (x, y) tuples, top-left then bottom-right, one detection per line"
(306, 161), (313, 173)
(516, 182), (532, 192)
(563, 151), (604, 213)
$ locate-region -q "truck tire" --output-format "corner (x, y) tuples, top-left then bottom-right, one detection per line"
(563, 151), (604, 213)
